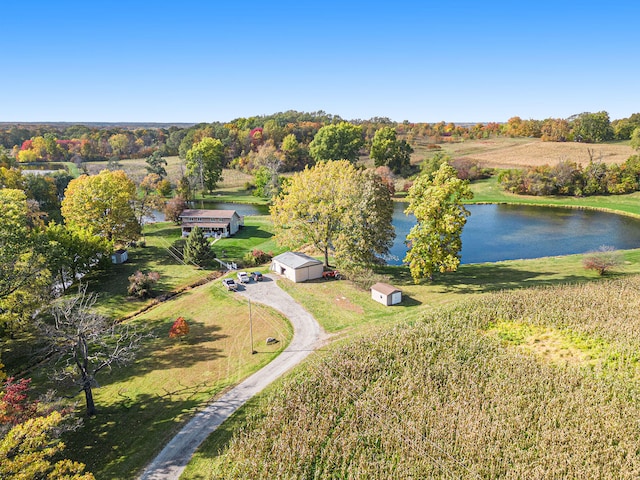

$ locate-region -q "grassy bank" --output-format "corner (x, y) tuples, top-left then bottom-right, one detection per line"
(468, 176), (640, 217)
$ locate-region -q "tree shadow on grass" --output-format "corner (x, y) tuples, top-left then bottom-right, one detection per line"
(131, 322), (229, 375)
(63, 389), (218, 479)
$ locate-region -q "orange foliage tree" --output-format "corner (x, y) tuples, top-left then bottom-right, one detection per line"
(169, 317), (189, 339)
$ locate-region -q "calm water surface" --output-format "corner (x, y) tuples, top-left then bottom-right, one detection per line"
(151, 200), (640, 264)
(389, 203), (640, 265)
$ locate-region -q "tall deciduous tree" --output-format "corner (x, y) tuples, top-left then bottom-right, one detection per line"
(570, 111), (613, 143)
(185, 138), (225, 194)
(404, 163), (473, 283)
(271, 160), (394, 267)
(0, 189), (50, 332)
(370, 127), (414, 174)
(309, 122), (363, 163)
(45, 223), (110, 292)
(61, 170), (140, 243)
(39, 286), (147, 416)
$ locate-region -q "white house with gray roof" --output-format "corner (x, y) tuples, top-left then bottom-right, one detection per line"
(271, 252), (324, 283)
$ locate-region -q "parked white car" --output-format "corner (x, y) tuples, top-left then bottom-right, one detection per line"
(237, 271), (250, 283)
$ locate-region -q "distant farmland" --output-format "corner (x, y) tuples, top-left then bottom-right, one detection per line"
(410, 137), (635, 169)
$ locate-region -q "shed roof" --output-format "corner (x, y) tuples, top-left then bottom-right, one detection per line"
(272, 251), (323, 269)
(371, 282), (401, 296)
(179, 209), (239, 219)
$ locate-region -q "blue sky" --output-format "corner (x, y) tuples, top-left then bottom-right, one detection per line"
(2, 1), (639, 123)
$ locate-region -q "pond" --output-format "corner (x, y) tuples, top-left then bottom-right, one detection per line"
(149, 200), (640, 265)
(389, 203), (640, 265)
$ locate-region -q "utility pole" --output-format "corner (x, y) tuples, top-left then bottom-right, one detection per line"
(249, 299), (256, 354)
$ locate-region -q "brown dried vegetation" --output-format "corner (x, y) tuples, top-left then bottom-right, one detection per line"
(210, 276), (640, 478)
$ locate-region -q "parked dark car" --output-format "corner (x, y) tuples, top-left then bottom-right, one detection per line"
(251, 271), (263, 281)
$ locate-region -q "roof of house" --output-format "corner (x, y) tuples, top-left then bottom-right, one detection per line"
(371, 282), (401, 296)
(181, 222), (229, 229)
(179, 209), (239, 219)
(272, 251), (323, 269)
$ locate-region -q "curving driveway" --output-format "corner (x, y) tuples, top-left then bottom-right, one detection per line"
(139, 274), (326, 480)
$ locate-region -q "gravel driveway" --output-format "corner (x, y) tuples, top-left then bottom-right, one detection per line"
(139, 274), (326, 480)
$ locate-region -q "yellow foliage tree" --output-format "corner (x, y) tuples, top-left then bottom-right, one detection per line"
(61, 170), (140, 243)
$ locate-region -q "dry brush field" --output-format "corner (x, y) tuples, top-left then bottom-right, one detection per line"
(199, 275), (640, 479)
(412, 137), (635, 169)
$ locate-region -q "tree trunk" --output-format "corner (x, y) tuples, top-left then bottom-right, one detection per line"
(84, 384), (96, 416)
(324, 247), (329, 268)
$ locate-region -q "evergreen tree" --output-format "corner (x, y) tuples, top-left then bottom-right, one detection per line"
(183, 226), (215, 267)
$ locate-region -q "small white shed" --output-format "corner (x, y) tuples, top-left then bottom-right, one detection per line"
(371, 282), (402, 306)
(111, 249), (128, 264)
(271, 252), (324, 283)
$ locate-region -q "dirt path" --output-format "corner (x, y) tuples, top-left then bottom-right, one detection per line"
(139, 274), (326, 480)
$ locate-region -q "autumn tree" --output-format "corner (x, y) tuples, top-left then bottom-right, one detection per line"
(309, 122), (363, 163)
(582, 246), (623, 275)
(61, 170), (140, 243)
(1, 410), (93, 479)
(169, 317), (189, 339)
(183, 226), (215, 267)
(404, 162), (473, 283)
(164, 195), (187, 224)
(133, 173), (165, 226)
(186, 137), (225, 194)
(271, 160), (394, 267)
(127, 271), (160, 298)
(0, 189), (50, 332)
(369, 127), (414, 174)
(281, 133), (308, 171)
(334, 169), (395, 266)
(39, 286), (147, 416)
(0, 376), (94, 479)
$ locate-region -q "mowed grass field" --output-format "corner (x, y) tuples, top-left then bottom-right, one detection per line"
(61, 281), (291, 479)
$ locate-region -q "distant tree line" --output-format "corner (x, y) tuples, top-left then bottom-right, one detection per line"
(3, 110), (639, 169)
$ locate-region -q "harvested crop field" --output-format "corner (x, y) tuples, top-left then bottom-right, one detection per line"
(411, 137), (635, 169)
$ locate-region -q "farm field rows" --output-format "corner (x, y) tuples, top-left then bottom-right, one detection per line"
(185, 275), (640, 479)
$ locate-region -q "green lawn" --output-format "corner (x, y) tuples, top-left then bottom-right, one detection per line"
(84, 222), (214, 318)
(214, 215), (284, 264)
(59, 283), (291, 479)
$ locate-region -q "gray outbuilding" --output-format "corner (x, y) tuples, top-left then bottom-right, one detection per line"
(371, 282), (402, 306)
(271, 252), (324, 283)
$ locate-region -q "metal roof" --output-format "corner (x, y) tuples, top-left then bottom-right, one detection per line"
(272, 251), (323, 269)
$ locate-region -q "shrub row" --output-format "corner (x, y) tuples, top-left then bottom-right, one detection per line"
(498, 156), (640, 196)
